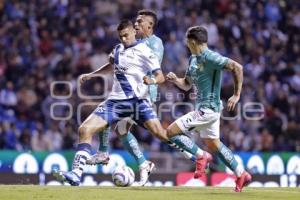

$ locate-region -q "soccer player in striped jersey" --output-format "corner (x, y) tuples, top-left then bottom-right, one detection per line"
(53, 20), (208, 186)
(88, 10), (212, 185)
(166, 26), (252, 192)
(53, 20), (166, 186)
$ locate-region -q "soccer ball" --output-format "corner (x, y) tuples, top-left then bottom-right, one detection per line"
(112, 165), (135, 187)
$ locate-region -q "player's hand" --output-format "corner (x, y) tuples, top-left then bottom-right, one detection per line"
(79, 73), (91, 84)
(227, 95), (240, 111)
(143, 76), (155, 85)
(166, 72), (178, 82)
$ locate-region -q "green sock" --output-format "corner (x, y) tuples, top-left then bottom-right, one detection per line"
(98, 127), (110, 152)
(216, 142), (240, 175)
(119, 132), (146, 165)
(169, 135), (202, 156)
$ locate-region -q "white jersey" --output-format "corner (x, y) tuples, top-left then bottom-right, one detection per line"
(108, 41), (161, 100)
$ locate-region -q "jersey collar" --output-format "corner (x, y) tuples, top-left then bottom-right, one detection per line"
(191, 48), (209, 62)
(192, 47), (208, 57)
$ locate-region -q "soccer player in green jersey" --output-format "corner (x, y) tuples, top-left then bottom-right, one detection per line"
(166, 26), (252, 192)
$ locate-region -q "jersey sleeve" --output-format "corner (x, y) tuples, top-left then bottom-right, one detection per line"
(142, 47), (161, 73)
(206, 51), (229, 70)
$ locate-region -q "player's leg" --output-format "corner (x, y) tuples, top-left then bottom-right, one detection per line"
(53, 113), (108, 186)
(143, 118), (169, 141)
(115, 119), (154, 186)
(167, 121), (203, 162)
(200, 111), (251, 192)
(87, 100), (135, 166)
(86, 127), (110, 165)
(53, 101), (116, 186)
(73, 113), (108, 174)
(139, 99), (207, 163)
(166, 114), (212, 178)
(144, 117), (210, 161)
(86, 100), (111, 165)
(116, 119), (146, 166)
(144, 116), (211, 165)
(203, 138), (251, 192)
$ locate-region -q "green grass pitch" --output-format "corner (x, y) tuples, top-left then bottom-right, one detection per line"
(0, 186), (299, 200)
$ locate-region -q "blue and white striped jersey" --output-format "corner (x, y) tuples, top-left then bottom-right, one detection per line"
(108, 41), (161, 101)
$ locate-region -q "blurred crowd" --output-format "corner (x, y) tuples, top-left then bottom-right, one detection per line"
(0, 0), (300, 153)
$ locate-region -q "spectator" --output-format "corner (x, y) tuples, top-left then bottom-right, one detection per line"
(0, 81), (18, 107)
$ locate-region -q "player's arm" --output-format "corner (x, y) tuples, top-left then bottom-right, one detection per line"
(142, 47), (165, 85)
(79, 49), (115, 84)
(223, 58), (243, 111)
(143, 70), (165, 85)
(166, 72), (193, 91)
(79, 63), (112, 84)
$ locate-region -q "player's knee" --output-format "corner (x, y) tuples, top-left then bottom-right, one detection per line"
(152, 127), (168, 141)
(78, 124), (102, 140)
(205, 139), (220, 152)
(116, 128), (127, 136)
(78, 124), (89, 140)
(116, 122), (129, 136)
(150, 125), (160, 136)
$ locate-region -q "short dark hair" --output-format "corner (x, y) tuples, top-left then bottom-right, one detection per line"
(117, 20), (134, 31)
(186, 26), (208, 44)
(138, 9), (157, 28)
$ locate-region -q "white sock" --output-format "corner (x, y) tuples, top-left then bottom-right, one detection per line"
(181, 150), (194, 160)
(72, 150), (90, 177)
(195, 148), (204, 157)
(234, 165), (244, 177)
(139, 160), (149, 170)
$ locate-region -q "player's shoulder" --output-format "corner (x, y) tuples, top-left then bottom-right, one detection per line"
(113, 43), (124, 51)
(203, 48), (225, 60)
(151, 35), (164, 48)
(151, 34), (163, 43)
(203, 48), (229, 68)
(135, 42), (153, 53)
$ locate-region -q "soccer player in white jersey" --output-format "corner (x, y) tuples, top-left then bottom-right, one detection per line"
(87, 9), (212, 185)
(166, 26), (252, 192)
(52, 20), (195, 186)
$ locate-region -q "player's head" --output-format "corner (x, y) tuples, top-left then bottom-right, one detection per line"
(135, 9), (157, 38)
(117, 20), (136, 47)
(185, 26), (208, 51)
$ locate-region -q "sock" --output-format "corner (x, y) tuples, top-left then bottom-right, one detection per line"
(179, 150), (196, 162)
(98, 128), (109, 152)
(216, 142), (243, 177)
(119, 132), (146, 166)
(169, 135), (203, 162)
(72, 143), (91, 178)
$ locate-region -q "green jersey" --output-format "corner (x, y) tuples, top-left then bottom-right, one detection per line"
(186, 48), (229, 112)
(143, 35), (164, 102)
(143, 35), (164, 64)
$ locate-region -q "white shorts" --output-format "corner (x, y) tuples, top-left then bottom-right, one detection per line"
(175, 108), (221, 139)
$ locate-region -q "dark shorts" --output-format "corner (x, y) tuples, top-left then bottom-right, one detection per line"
(93, 98), (157, 126)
